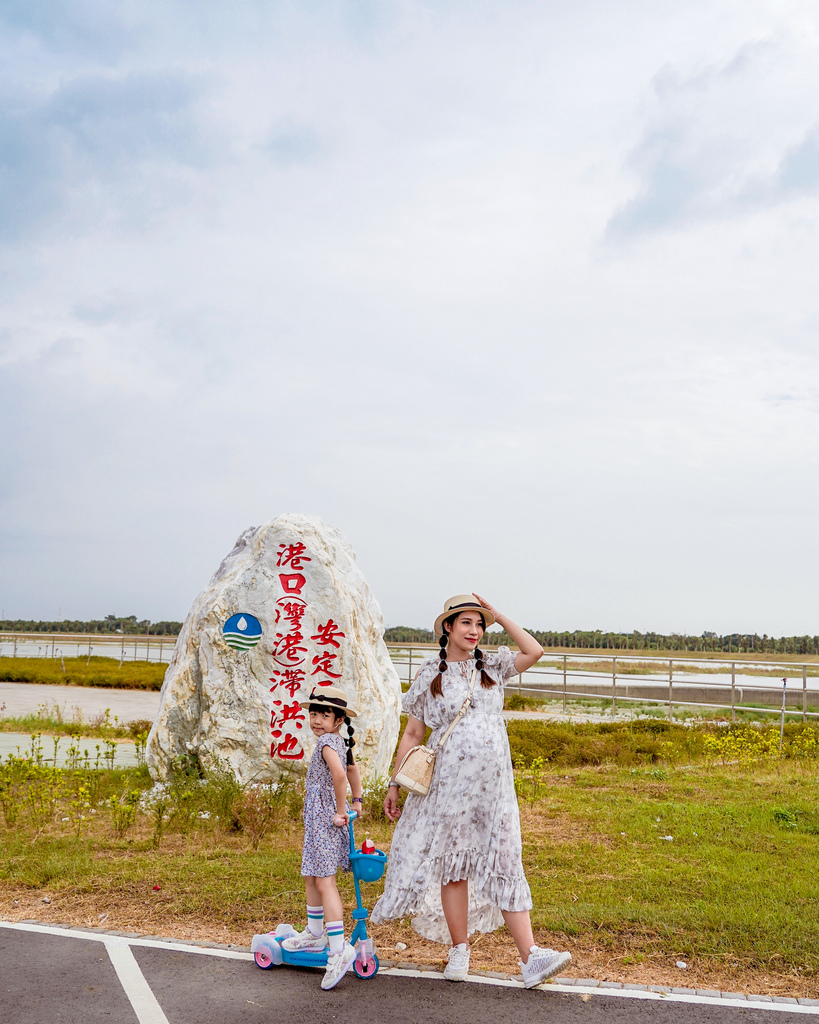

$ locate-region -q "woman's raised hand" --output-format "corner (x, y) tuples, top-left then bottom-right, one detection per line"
(472, 593), (500, 621)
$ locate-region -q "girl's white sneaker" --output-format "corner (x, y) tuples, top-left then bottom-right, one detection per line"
(321, 942), (356, 990)
(443, 943), (470, 981)
(520, 946), (572, 988)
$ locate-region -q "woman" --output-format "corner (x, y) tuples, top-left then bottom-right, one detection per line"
(371, 593), (572, 987)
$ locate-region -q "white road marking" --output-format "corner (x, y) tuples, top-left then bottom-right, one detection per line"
(1, 920), (250, 959)
(2, 921), (817, 1015)
(105, 939), (171, 1024)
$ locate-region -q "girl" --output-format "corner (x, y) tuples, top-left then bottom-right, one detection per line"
(371, 593), (572, 988)
(282, 685), (363, 991)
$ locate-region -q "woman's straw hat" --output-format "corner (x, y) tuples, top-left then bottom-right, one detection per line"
(434, 595), (495, 636)
(298, 684), (358, 717)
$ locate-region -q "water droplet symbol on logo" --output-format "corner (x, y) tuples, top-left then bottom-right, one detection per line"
(223, 613), (262, 651)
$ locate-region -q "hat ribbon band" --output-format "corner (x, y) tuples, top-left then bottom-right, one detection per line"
(308, 692), (348, 710)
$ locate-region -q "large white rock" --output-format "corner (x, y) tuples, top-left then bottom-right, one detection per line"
(146, 514), (401, 785)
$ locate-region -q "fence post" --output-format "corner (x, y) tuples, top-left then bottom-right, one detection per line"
(611, 656), (617, 716)
(731, 662), (736, 723)
(803, 664), (808, 724)
(668, 660), (673, 722)
(562, 654), (567, 714)
(408, 645), (413, 687)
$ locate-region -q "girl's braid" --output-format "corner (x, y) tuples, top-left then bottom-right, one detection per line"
(343, 715), (356, 766)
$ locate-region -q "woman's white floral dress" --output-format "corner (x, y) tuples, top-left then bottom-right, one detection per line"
(371, 646), (532, 943)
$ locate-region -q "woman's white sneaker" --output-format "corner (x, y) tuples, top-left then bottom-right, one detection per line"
(520, 946), (572, 988)
(443, 943), (470, 981)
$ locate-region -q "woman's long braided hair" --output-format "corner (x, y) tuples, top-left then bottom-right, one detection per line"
(429, 612), (495, 698)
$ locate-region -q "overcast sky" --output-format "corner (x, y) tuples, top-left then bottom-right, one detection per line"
(2, 0), (818, 637)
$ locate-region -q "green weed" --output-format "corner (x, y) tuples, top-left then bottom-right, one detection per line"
(0, 655), (165, 691)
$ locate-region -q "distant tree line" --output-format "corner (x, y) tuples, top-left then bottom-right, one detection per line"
(0, 614), (182, 636)
(383, 626), (819, 656)
(3, 618), (817, 655)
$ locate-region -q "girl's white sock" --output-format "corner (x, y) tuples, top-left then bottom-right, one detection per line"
(326, 919), (345, 955)
(306, 904), (324, 938)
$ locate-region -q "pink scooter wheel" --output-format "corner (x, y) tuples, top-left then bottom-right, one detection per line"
(254, 949), (275, 969)
(353, 954), (379, 979)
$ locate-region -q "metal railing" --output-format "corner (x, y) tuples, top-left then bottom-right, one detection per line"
(385, 645), (819, 723)
(2, 634), (816, 722)
(0, 632), (175, 665)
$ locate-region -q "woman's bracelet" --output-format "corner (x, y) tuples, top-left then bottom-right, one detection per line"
(387, 782), (400, 789)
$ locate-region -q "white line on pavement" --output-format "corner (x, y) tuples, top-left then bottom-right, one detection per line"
(1, 920), (250, 959)
(105, 939), (171, 1024)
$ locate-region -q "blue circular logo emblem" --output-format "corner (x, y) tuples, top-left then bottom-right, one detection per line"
(223, 613), (262, 651)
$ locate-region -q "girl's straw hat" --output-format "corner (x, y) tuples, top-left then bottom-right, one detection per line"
(298, 685), (358, 717)
(434, 595), (495, 636)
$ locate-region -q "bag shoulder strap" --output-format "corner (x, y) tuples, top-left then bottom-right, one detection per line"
(433, 667), (478, 753)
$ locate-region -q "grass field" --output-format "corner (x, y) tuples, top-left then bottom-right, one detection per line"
(2, 722), (819, 996)
(0, 655), (166, 690)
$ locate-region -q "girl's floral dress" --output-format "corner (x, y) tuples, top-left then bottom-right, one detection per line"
(301, 733), (350, 877)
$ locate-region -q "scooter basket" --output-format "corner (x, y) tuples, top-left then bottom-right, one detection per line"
(349, 848), (388, 883)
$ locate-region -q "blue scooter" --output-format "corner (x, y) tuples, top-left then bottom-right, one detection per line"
(251, 811), (388, 980)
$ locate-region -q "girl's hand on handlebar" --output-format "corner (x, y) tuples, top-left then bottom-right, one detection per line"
(332, 812), (349, 827)
(383, 788), (401, 821)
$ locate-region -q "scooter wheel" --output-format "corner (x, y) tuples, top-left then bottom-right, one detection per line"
(254, 949), (275, 969)
(353, 954), (379, 979)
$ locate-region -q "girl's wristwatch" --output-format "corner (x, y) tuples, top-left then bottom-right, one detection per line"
(387, 781), (400, 789)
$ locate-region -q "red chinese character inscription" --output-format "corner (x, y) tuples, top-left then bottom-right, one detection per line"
(311, 619), (346, 649)
(275, 598), (306, 628)
(311, 651), (341, 679)
(270, 700), (305, 728)
(278, 573), (306, 595)
(276, 543), (311, 570)
(272, 734), (304, 760)
(270, 668), (306, 699)
(272, 630), (307, 666)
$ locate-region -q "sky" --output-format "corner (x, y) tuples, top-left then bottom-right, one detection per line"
(1, 0), (818, 637)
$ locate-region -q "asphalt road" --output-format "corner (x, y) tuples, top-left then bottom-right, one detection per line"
(1, 923), (816, 1024)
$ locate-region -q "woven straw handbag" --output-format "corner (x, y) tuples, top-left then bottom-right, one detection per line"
(393, 743), (436, 795)
(393, 668), (477, 797)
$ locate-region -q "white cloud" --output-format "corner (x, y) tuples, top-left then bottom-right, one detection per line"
(608, 28), (819, 235)
(2, 0), (819, 634)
